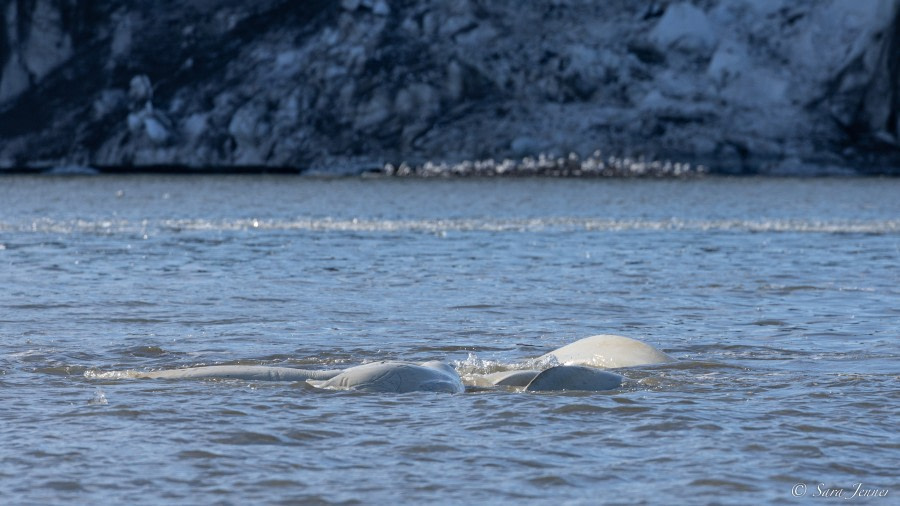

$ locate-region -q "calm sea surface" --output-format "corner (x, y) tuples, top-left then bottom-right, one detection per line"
(1, 176), (897, 504)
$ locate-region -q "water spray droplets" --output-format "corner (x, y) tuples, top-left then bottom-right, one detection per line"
(89, 387), (108, 405)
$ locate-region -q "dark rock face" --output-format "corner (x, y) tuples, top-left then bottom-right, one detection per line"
(1, 0), (898, 174)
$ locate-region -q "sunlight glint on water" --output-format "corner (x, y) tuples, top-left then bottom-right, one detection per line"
(0, 176), (897, 504)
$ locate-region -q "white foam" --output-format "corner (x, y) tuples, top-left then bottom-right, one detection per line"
(84, 369), (142, 380)
(5, 217), (899, 235)
(89, 387), (109, 405)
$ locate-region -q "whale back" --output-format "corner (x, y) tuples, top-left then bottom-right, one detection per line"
(524, 365), (623, 392)
(138, 365), (343, 381)
(311, 361), (465, 393)
(467, 370), (541, 388)
(539, 334), (674, 368)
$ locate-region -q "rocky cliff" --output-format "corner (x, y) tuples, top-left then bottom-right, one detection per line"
(1, 0), (898, 174)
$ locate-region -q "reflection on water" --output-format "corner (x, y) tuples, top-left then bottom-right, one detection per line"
(0, 176), (898, 504)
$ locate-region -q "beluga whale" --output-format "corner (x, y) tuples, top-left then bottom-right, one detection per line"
(523, 366), (623, 392)
(135, 365), (343, 381)
(128, 361), (464, 393)
(307, 361), (464, 393)
(467, 334), (674, 391)
(95, 334), (672, 394)
(536, 334), (675, 368)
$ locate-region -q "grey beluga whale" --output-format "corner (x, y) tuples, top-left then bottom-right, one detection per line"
(307, 360), (464, 393)
(524, 365), (623, 392)
(132, 361), (464, 393)
(107, 334), (672, 393)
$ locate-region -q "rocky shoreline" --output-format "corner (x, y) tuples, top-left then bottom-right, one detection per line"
(1, 0), (899, 175)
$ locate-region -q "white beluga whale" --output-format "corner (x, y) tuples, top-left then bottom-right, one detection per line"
(135, 365), (343, 381)
(466, 335), (673, 390)
(467, 369), (541, 388)
(536, 334), (674, 369)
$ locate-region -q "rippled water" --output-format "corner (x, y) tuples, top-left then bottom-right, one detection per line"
(1, 176), (898, 504)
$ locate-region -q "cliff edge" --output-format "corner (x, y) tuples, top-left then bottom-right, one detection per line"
(1, 0), (898, 174)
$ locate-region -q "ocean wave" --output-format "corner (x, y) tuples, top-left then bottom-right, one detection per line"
(3, 217), (900, 235)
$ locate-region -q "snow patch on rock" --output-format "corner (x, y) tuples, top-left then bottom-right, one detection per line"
(650, 2), (717, 55)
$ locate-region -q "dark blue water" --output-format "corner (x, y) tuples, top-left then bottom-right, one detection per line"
(1, 176), (897, 504)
